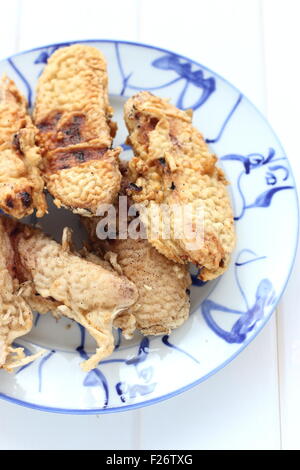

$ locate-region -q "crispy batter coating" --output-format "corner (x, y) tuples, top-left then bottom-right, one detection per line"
(83, 210), (191, 337)
(16, 225), (137, 371)
(1, 216), (138, 372)
(33, 45), (121, 216)
(0, 76), (47, 218)
(124, 92), (235, 280)
(0, 218), (43, 371)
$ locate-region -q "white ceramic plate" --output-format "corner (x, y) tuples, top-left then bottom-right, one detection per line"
(0, 40), (298, 414)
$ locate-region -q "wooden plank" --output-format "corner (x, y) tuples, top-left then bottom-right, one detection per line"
(18, 0), (139, 51)
(140, 318), (280, 450)
(138, 0), (266, 110)
(0, 0), (142, 450)
(0, 400), (141, 450)
(0, 1), (21, 58)
(262, 0), (300, 450)
(138, 0), (281, 450)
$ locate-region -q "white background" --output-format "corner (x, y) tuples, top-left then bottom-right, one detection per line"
(0, 0), (299, 450)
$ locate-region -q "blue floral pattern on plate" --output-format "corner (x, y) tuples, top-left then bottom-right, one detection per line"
(0, 40), (298, 414)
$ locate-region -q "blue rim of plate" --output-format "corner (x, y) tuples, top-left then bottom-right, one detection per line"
(0, 39), (299, 415)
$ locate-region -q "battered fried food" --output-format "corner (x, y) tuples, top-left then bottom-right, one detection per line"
(83, 209), (191, 337)
(1, 216), (138, 372)
(0, 76), (47, 218)
(33, 44), (121, 216)
(0, 217), (42, 371)
(124, 91), (235, 281)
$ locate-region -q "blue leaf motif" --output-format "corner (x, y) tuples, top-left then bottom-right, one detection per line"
(152, 55), (177, 70)
(34, 43), (71, 64)
(34, 51), (50, 64)
(221, 154), (248, 163)
(264, 147), (277, 164)
(246, 186), (294, 209)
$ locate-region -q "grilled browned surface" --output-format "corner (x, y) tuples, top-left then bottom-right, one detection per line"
(0, 76), (47, 218)
(33, 44), (121, 216)
(124, 91), (235, 281)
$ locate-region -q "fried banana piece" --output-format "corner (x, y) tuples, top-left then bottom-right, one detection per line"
(0, 76), (47, 218)
(33, 44), (121, 216)
(124, 91), (235, 281)
(0, 218), (43, 371)
(83, 216), (191, 336)
(4, 218), (138, 371)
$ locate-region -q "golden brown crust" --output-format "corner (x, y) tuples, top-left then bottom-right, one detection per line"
(0, 217), (35, 371)
(83, 213), (191, 337)
(3, 218), (138, 371)
(124, 92), (235, 281)
(0, 76), (47, 218)
(0, 215), (138, 371)
(45, 150), (121, 214)
(33, 44), (121, 216)
(105, 238), (191, 336)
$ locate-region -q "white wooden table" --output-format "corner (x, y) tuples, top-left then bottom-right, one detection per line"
(0, 0), (299, 450)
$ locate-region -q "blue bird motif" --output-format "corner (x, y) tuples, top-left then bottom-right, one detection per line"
(114, 43), (215, 110)
(115, 337), (157, 403)
(202, 250), (276, 343)
(152, 55), (216, 110)
(221, 148), (293, 220)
